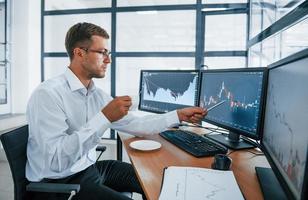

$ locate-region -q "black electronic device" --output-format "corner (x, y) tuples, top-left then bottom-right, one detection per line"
(199, 68), (267, 149)
(139, 70), (200, 113)
(257, 49), (308, 200)
(159, 129), (228, 157)
(211, 154), (232, 170)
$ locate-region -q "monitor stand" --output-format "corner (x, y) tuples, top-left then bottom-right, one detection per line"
(207, 131), (255, 150)
(255, 167), (288, 200)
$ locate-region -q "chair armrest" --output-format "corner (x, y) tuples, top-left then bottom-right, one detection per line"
(26, 182), (80, 194)
(121, 192), (133, 198)
(96, 145), (107, 153)
(95, 145), (107, 161)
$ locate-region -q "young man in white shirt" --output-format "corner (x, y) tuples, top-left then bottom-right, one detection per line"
(26, 22), (207, 200)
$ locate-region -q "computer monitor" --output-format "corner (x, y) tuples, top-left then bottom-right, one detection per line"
(199, 68), (267, 149)
(257, 49), (308, 200)
(139, 70), (199, 113)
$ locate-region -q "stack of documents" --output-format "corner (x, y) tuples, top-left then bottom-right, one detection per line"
(159, 166), (244, 200)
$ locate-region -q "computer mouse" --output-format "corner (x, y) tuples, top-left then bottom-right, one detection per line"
(211, 154), (232, 170)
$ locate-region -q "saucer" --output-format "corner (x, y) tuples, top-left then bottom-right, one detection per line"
(129, 140), (162, 151)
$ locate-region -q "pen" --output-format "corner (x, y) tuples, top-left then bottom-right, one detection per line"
(207, 100), (226, 111)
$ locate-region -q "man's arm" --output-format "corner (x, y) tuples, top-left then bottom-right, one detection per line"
(177, 107), (207, 123)
(101, 96), (132, 122)
(27, 88), (110, 173)
(108, 103), (207, 136)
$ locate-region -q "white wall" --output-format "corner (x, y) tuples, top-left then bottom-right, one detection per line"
(10, 0), (41, 114)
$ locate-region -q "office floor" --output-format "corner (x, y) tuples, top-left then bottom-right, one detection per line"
(0, 141), (142, 200)
(0, 160), (14, 199)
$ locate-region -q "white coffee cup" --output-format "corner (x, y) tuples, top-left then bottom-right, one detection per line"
(129, 95), (139, 111)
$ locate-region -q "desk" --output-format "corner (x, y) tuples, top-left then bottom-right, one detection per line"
(118, 132), (270, 200)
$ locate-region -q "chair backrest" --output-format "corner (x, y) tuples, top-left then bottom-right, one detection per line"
(0, 125), (29, 200)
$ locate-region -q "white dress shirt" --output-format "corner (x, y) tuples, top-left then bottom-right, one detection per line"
(26, 68), (179, 181)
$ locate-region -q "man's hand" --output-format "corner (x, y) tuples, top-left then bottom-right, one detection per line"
(177, 107), (207, 123)
(102, 96), (132, 122)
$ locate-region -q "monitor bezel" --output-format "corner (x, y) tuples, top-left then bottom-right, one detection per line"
(138, 69), (201, 114)
(199, 67), (268, 140)
(260, 48), (308, 200)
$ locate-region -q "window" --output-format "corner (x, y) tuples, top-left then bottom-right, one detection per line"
(44, 13), (111, 53)
(248, 1), (308, 67)
(0, 0), (10, 114)
(203, 0), (247, 3)
(116, 10), (196, 52)
(202, 5), (248, 69)
(42, 1), (248, 139)
(280, 16), (308, 58)
(118, 0), (196, 7)
(204, 57), (246, 69)
(204, 14), (247, 51)
(45, 0), (111, 11)
(250, 0), (305, 39)
(116, 57), (194, 96)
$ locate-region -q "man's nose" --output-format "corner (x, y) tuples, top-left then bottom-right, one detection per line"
(103, 56), (111, 64)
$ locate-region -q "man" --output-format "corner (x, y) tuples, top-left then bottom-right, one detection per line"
(26, 22), (207, 200)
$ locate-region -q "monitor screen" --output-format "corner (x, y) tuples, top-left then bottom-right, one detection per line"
(139, 70), (199, 113)
(199, 68), (266, 141)
(261, 49), (308, 200)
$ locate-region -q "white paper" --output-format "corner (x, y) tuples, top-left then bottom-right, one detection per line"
(159, 166), (244, 200)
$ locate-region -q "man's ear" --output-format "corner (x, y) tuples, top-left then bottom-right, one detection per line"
(73, 48), (83, 58)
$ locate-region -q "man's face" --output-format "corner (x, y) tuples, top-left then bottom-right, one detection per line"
(80, 35), (111, 79)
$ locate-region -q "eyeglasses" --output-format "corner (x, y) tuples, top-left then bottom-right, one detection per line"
(79, 47), (111, 59)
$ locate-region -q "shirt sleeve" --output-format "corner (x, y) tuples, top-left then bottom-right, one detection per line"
(27, 88), (111, 173)
(110, 110), (180, 137)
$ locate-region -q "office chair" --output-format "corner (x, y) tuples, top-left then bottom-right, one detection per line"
(0, 125), (112, 200)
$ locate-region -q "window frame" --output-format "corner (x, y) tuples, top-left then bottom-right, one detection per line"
(0, 0), (11, 115)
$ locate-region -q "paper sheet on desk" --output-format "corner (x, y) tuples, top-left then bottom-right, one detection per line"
(159, 166), (244, 200)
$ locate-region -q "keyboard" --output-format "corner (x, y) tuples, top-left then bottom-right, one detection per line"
(159, 129), (228, 157)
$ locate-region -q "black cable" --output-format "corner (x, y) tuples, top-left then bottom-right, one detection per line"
(241, 136), (262, 149)
(227, 150), (236, 156)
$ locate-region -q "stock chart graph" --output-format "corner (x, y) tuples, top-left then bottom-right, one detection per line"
(263, 63), (308, 195)
(199, 71), (264, 134)
(140, 71), (199, 113)
(200, 81), (259, 112)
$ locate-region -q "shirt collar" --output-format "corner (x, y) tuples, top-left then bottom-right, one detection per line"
(64, 68), (96, 94)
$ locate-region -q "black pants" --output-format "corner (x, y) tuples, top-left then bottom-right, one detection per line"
(29, 160), (146, 200)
